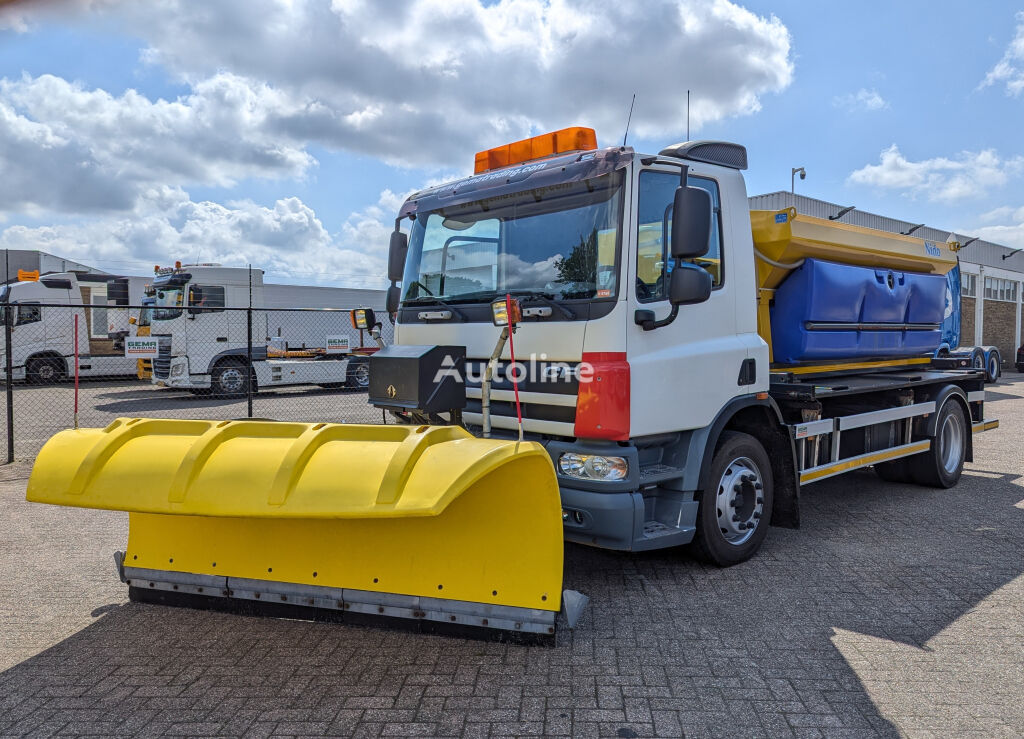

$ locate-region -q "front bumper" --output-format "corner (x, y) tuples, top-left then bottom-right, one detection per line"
(546, 439), (698, 552)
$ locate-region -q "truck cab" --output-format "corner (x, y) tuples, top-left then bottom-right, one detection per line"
(150, 264), (265, 392)
(151, 263), (365, 396)
(0, 272), (137, 383)
(379, 128), (994, 565)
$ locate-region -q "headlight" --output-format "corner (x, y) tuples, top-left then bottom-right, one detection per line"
(170, 363), (185, 376)
(558, 452), (627, 481)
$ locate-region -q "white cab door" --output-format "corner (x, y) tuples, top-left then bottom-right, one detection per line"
(626, 164), (753, 436)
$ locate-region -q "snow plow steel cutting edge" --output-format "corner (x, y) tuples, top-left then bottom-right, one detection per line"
(27, 417), (587, 638)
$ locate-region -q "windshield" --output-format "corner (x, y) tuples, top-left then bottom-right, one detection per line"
(401, 171), (624, 304)
(152, 288), (184, 320)
(138, 301), (154, 327)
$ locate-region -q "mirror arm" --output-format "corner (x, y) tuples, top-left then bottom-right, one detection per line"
(634, 304), (679, 331)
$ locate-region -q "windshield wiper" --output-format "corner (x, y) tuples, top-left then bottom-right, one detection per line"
(518, 292), (576, 320)
(402, 296), (467, 321)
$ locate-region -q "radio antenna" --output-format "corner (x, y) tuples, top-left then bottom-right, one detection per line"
(622, 93), (636, 146)
(687, 90), (690, 140)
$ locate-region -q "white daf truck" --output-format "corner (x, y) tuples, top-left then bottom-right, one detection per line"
(0, 271), (138, 383)
(370, 127), (997, 566)
(149, 264), (370, 396)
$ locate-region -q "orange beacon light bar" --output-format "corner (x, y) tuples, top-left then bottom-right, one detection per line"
(474, 126), (598, 174)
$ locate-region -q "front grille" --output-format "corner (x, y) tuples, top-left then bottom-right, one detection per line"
(152, 336), (171, 379)
(463, 358), (578, 429)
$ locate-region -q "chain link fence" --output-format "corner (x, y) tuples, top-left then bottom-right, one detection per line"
(0, 303), (394, 461)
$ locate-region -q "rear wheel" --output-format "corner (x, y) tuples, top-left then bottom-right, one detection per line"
(910, 398), (967, 488)
(345, 357), (370, 390)
(692, 431), (774, 566)
(211, 361), (250, 398)
(970, 347), (985, 371)
(27, 356), (66, 385)
(985, 350), (1001, 383)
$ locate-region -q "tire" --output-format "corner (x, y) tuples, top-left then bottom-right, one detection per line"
(875, 456), (913, 483)
(985, 350), (1001, 383)
(692, 431), (774, 566)
(910, 398), (967, 488)
(27, 356), (66, 385)
(345, 357), (370, 390)
(970, 347), (985, 372)
(211, 360), (250, 398)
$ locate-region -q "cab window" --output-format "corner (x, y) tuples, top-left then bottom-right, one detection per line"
(16, 303), (41, 325)
(636, 171), (723, 302)
(187, 285), (226, 314)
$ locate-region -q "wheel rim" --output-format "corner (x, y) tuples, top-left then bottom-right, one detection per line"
(715, 456), (765, 546)
(939, 409), (964, 475)
(973, 353), (984, 369)
(219, 367), (244, 393)
(38, 364), (55, 381)
(354, 362), (370, 388)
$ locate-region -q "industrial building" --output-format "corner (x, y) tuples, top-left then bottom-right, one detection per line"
(751, 193), (1024, 365)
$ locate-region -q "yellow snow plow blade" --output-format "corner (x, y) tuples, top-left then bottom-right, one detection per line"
(28, 418), (573, 635)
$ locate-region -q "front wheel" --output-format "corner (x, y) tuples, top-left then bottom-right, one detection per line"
(27, 356), (66, 385)
(692, 431), (774, 566)
(910, 398), (967, 488)
(211, 361), (250, 398)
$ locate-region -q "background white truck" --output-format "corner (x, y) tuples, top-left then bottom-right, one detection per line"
(149, 264), (377, 396)
(0, 271), (143, 383)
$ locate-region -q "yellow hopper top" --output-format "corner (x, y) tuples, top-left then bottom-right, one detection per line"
(751, 208), (958, 291)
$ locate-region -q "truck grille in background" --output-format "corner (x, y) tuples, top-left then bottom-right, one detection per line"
(152, 336), (172, 379)
(462, 359), (579, 433)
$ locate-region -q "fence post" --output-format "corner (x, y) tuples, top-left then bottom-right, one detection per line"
(4, 303), (12, 464)
(247, 265), (253, 419)
(4, 249), (12, 463)
(73, 313), (79, 429)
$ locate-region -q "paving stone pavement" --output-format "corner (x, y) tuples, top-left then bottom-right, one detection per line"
(2, 377), (1023, 738)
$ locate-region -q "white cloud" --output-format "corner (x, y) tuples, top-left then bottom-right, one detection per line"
(980, 11), (1024, 97)
(78, 0), (793, 164)
(848, 145), (1024, 202)
(978, 205), (1024, 224)
(0, 73), (316, 217)
(972, 204), (1024, 249)
(0, 0), (796, 282)
(832, 88), (887, 111)
(0, 188), (396, 287)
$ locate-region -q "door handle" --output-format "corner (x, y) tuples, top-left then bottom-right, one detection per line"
(216, 337), (228, 342)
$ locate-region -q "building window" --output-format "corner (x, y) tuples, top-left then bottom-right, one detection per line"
(983, 276), (1019, 303)
(962, 272), (977, 298)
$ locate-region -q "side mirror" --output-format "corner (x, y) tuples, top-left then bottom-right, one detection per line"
(388, 231), (408, 283)
(386, 284), (401, 315)
(671, 186), (712, 259)
(668, 263), (712, 306)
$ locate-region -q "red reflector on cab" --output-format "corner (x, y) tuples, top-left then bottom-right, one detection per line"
(474, 127), (598, 174)
(574, 352), (629, 441)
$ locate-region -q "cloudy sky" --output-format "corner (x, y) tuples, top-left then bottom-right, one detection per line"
(0, 0), (1022, 286)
